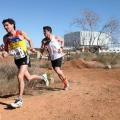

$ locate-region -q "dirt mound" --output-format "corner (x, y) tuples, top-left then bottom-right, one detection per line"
(63, 60), (104, 69)
(63, 60), (88, 69)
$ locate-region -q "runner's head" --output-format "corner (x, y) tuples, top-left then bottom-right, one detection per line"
(43, 26), (52, 38)
(2, 18), (16, 32)
(43, 26), (52, 33)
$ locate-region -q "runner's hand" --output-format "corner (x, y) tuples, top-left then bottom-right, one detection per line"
(58, 47), (63, 53)
(2, 51), (8, 57)
(30, 48), (36, 53)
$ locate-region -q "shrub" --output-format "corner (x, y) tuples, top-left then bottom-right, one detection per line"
(66, 52), (120, 66)
(0, 62), (17, 80)
(94, 53), (120, 65)
(67, 52), (96, 61)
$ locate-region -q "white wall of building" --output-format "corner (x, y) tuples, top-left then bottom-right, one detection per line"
(64, 31), (111, 47)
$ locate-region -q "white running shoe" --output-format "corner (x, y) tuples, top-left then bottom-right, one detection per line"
(64, 82), (69, 91)
(42, 73), (49, 86)
(11, 99), (23, 108)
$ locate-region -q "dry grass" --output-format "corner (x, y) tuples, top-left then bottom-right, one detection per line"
(0, 57), (18, 95)
(66, 52), (120, 67)
(0, 52), (120, 96)
(0, 56), (60, 96)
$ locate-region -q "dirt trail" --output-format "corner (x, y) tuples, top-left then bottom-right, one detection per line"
(0, 67), (120, 120)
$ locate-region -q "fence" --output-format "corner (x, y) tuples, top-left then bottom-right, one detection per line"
(99, 47), (120, 53)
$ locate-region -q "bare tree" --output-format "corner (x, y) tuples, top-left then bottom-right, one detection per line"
(72, 9), (120, 50)
(73, 18), (87, 30)
(73, 9), (100, 47)
(64, 9), (120, 53)
(96, 17), (120, 45)
(80, 9), (100, 31)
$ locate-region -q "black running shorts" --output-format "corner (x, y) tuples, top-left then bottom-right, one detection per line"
(51, 57), (62, 69)
(14, 55), (31, 68)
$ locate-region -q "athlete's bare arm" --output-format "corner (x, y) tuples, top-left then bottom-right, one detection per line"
(21, 31), (36, 53)
(2, 35), (8, 57)
(55, 35), (64, 53)
(40, 39), (46, 55)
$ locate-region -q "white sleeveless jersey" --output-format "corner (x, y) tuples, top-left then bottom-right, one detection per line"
(47, 36), (65, 60)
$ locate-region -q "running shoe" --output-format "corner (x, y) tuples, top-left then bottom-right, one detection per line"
(64, 80), (69, 90)
(11, 99), (23, 108)
(42, 73), (49, 86)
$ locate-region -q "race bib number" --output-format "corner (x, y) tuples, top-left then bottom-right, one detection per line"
(10, 47), (26, 59)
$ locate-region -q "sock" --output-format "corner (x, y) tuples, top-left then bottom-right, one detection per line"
(42, 75), (44, 80)
(18, 96), (22, 101)
(63, 78), (67, 83)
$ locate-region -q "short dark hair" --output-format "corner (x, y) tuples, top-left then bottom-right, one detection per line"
(2, 18), (16, 30)
(43, 26), (52, 33)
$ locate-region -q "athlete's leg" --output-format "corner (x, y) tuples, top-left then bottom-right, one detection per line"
(51, 57), (67, 83)
(54, 67), (66, 81)
(54, 67), (69, 90)
(24, 68), (49, 86)
(17, 65), (28, 98)
(10, 65), (25, 108)
(53, 60), (69, 90)
(24, 68), (42, 81)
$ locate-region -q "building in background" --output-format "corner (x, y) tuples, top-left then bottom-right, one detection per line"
(64, 31), (120, 53)
(64, 31), (111, 47)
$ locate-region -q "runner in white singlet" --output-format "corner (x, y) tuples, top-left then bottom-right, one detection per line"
(40, 26), (69, 90)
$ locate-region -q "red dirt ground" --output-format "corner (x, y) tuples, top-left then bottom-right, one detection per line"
(0, 59), (120, 120)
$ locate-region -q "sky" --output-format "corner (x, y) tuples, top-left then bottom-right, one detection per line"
(0, 0), (120, 48)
